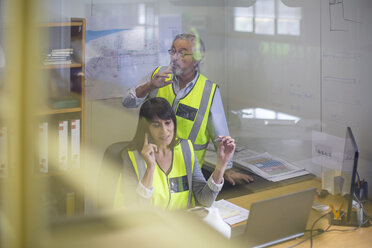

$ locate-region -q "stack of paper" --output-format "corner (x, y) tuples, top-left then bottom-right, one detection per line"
(212, 199), (249, 225)
(204, 144), (308, 182)
(43, 48), (73, 65)
(234, 152), (309, 182)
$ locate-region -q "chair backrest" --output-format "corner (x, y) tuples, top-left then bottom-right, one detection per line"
(97, 141), (130, 209)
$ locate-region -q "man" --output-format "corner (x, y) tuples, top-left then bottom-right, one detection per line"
(122, 33), (253, 185)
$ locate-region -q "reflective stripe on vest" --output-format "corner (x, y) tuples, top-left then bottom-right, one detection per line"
(188, 80), (213, 143)
(151, 66), (216, 165)
(149, 67), (167, 105)
(127, 139), (195, 209)
(180, 139), (193, 208)
(133, 150), (146, 179)
(193, 142), (209, 151)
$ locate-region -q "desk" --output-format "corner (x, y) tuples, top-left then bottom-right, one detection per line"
(203, 150), (315, 200)
(227, 178), (372, 247)
(202, 165), (315, 200)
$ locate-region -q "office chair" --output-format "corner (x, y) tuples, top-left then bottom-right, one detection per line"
(97, 141), (130, 209)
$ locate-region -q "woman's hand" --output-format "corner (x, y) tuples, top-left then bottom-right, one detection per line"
(141, 133), (158, 168)
(212, 136), (236, 184)
(216, 135), (236, 166)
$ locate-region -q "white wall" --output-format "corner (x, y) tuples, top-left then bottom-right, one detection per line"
(225, 0), (372, 198)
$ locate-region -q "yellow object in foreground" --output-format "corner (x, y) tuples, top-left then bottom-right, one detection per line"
(329, 202), (343, 220)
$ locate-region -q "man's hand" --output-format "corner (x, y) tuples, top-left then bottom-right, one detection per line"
(136, 66), (173, 98)
(149, 67), (174, 89)
(224, 169), (254, 186)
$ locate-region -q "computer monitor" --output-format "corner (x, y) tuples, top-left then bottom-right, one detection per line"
(332, 127), (359, 226)
(343, 127), (359, 224)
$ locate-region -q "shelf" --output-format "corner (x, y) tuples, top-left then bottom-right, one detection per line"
(37, 18), (85, 217)
(37, 107), (82, 116)
(37, 168), (83, 178)
(40, 63), (82, 69)
(40, 22), (83, 28)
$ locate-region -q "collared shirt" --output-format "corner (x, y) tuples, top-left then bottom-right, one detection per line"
(122, 69), (232, 169)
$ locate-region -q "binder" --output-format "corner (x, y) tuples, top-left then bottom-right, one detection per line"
(70, 119), (80, 169)
(66, 192), (76, 216)
(39, 122), (48, 173)
(0, 126), (8, 178)
(58, 120), (68, 171)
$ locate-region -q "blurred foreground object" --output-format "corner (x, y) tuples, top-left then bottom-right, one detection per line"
(45, 206), (238, 248)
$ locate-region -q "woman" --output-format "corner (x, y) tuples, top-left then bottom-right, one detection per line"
(120, 97), (235, 209)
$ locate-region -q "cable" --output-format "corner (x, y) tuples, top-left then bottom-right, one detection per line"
(285, 235), (313, 248)
(287, 212), (331, 248)
(308, 211), (334, 248)
(286, 195), (370, 248)
(353, 192), (371, 227)
(325, 226), (358, 232)
(286, 226), (329, 248)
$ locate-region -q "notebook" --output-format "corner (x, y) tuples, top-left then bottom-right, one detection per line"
(232, 188), (317, 248)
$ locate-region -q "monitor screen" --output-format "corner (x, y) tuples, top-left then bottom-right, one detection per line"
(341, 127), (359, 223)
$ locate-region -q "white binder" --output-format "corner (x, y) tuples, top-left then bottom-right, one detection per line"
(58, 120), (68, 170)
(39, 122), (48, 173)
(0, 126), (8, 177)
(70, 119), (80, 169)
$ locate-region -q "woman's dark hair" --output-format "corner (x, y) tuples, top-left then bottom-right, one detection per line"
(127, 97), (178, 151)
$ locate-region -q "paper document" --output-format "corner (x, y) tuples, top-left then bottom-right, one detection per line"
(234, 152), (309, 182)
(204, 143), (258, 168)
(233, 147), (259, 160)
(212, 199), (249, 226)
(204, 144), (308, 182)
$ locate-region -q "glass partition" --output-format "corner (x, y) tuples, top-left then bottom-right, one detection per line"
(1, 0), (372, 247)
(226, 0), (321, 175)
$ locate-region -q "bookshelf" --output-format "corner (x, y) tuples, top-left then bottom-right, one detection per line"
(38, 18), (85, 217)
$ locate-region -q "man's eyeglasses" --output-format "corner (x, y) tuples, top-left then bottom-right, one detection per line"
(168, 49), (193, 58)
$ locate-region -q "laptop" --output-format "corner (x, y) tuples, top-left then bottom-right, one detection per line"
(232, 188), (317, 248)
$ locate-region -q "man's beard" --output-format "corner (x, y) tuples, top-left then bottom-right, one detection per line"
(171, 63), (195, 76)
(171, 63), (181, 75)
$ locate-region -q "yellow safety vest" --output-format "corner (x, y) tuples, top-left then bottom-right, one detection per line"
(151, 66), (217, 165)
(128, 139), (195, 210)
